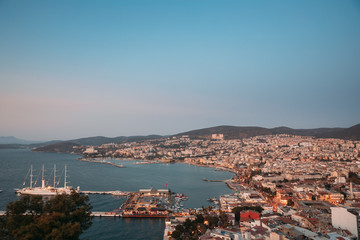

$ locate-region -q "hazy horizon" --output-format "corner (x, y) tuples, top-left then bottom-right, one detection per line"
(1, 1), (360, 141)
(1, 122), (358, 142)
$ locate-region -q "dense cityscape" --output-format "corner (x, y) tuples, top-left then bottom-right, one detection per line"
(68, 134), (360, 239)
(1, 1), (359, 239)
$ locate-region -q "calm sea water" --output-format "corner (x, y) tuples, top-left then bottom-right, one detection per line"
(0, 149), (233, 239)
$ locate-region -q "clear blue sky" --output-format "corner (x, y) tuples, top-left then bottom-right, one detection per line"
(1, 0), (359, 140)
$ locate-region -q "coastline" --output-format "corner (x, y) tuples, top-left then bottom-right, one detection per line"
(78, 156), (237, 177)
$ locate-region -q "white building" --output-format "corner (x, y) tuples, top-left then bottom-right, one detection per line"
(212, 134), (224, 140)
(331, 207), (360, 238)
(84, 147), (98, 154)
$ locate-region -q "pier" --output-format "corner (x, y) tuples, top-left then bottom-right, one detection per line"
(91, 212), (120, 217)
(77, 158), (125, 168)
(80, 190), (131, 196)
(202, 178), (227, 182)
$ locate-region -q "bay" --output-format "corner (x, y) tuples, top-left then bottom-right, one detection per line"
(0, 149), (233, 239)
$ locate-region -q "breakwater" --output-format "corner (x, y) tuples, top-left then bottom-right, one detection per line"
(77, 158), (125, 168)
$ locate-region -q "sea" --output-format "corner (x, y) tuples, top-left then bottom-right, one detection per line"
(0, 149), (233, 240)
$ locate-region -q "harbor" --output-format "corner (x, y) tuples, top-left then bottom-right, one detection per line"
(14, 185), (189, 219)
(119, 188), (187, 218)
(0, 149), (233, 239)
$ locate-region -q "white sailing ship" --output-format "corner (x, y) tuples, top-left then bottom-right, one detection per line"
(16, 164), (75, 196)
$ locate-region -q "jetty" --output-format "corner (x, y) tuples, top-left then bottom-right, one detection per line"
(77, 158), (125, 168)
(91, 211), (120, 217)
(80, 190), (131, 196)
(202, 178), (227, 182)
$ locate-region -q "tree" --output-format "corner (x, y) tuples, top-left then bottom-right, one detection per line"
(171, 214), (219, 239)
(232, 206), (264, 222)
(1, 191), (92, 240)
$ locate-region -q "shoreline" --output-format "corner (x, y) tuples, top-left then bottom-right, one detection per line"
(79, 156), (237, 176)
(79, 156), (237, 192)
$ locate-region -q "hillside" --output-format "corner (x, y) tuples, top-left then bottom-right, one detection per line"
(31, 135), (163, 153)
(68, 135), (163, 146)
(316, 124), (360, 140)
(175, 125), (348, 140)
(32, 142), (80, 154)
(7, 123), (360, 154)
(0, 136), (40, 144)
(175, 126), (272, 139)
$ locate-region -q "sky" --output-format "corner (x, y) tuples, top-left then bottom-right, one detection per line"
(0, 0), (360, 141)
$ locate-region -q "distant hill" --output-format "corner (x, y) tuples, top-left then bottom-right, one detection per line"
(68, 135), (164, 146)
(31, 135), (163, 153)
(5, 123), (360, 153)
(0, 136), (40, 145)
(176, 126), (272, 139)
(0, 144), (31, 149)
(32, 142), (80, 153)
(316, 124), (360, 140)
(175, 125), (348, 139)
(271, 127), (345, 137)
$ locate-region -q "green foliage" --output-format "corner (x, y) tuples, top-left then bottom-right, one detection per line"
(349, 172), (360, 185)
(1, 191), (92, 240)
(218, 212), (229, 228)
(204, 215), (219, 229)
(171, 214), (219, 239)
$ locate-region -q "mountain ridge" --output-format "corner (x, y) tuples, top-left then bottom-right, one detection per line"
(0, 136), (41, 145)
(1, 123), (359, 152)
(174, 125), (348, 139)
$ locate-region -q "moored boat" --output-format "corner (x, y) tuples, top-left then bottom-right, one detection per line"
(16, 164), (76, 196)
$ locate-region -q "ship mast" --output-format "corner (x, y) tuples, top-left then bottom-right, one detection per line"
(54, 164), (56, 188)
(64, 164), (67, 189)
(41, 164), (45, 188)
(30, 165), (33, 189)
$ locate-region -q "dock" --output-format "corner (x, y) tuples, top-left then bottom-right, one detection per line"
(202, 178), (227, 182)
(91, 211), (120, 217)
(80, 191), (131, 196)
(77, 158), (125, 168)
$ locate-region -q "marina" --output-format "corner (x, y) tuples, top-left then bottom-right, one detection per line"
(0, 149), (233, 240)
(119, 188), (187, 218)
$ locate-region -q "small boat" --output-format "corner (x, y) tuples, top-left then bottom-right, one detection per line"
(175, 193), (189, 200)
